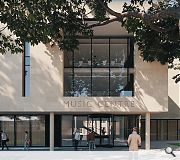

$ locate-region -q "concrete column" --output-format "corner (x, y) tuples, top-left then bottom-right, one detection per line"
(50, 112), (54, 151)
(145, 112), (150, 150)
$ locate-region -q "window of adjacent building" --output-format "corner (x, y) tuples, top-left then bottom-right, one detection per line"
(64, 37), (134, 97)
(150, 120), (157, 140)
(157, 120), (168, 140)
(168, 120), (177, 140)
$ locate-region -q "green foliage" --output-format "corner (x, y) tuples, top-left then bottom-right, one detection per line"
(121, 0), (180, 64)
(0, 0), (92, 52)
(0, 0), (180, 67)
(0, 33), (23, 54)
(87, 0), (107, 21)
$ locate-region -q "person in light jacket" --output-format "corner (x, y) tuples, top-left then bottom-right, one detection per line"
(127, 127), (141, 151)
(73, 129), (80, 151)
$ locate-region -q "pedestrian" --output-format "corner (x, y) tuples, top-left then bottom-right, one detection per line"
(0, 130), (9, 150)
(127, 127), (141, 160)
(87, 130), (95, 151)
(24, 131), (30, 150)
(73, 128), (80, 151)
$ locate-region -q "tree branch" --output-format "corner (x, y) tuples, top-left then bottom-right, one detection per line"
(96, 0), (122, 18)
(0, 25), (8, 32)
(88, 17), (120, 28)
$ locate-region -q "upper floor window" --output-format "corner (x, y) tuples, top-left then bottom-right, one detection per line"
(64, 37), (134, 97)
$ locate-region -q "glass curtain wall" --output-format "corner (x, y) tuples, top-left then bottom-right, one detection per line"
(0, 116), (14, 145)
(73, 116), (88, 146)
(31, 116), (45, 146)
(0, 115), (45, 146)
(64, 37), (134, 97)
(61, 115), (73, 146)
(16, 116), (30, 146)
(141, 119), (179, 141)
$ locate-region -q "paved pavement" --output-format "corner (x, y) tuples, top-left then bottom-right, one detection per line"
(0, 150), (179, 160)
(0, 141), (180, 160)
(2, 140), (179, 151)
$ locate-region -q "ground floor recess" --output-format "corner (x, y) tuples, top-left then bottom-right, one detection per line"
(0, 114), (179, 149)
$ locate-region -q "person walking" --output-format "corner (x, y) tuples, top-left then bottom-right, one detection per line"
(73, 129), (80, 151)
(0, 130), (9, 150)
(87, 130), (95, 151)
(127, 127), (141, 160)
(127, 127), (141, 151)
(24, 131), (30, 150)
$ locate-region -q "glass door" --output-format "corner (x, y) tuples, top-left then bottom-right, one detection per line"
(88, 115), (113, 147)
(113, 115), (140, 146)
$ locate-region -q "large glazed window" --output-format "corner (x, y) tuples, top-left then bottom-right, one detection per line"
(64, 37), (134, 97)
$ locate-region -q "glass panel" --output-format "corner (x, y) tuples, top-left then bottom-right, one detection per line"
(110, 68), (134, 96)
(150, 120), (157, 140)
(16, 116), (30, 146)
(140, 119), (145, 140)
(0, 116), (14, 146)
(92, 68), (109, 96)
(92, 117), (101, 146)
(31, 116), (45, 146)
(157, 120), (167, 140)
(168, 120), (177, 140)
(74, 40), (91, 68)
(63, 37), (134, 97)
(64, 68), (73, 96)
(114, 116), (126, 146)
(74, 116), (88, 146)
(25, 65), (30, 96)
(92, 39), (109, 67)
(110, 39), (127, 68)
(25, 56), (30, 66)
(61, 115), (73, 146)
(74, 68), (91, 96)
(64, 51), (73, 67)
(101, 117), (112, 146)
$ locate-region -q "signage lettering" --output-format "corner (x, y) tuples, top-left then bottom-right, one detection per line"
(63, 100), (135, 108)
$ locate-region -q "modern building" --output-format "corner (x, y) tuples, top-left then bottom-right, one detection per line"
(0, 20), (179, 150)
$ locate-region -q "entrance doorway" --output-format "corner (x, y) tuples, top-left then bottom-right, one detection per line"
(88, 115), (113, 147)
(70, 114), (140, 147)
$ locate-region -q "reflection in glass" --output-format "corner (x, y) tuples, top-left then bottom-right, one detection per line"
(74, 116), (88, 146)
(110, 68), (134, 96)
(62, 116), (73, 146)
(31, 116), (45, 146)
(92, 68), (109, 96)
(74, 42), (91, 68)
(64, 68), (73, 96)
(16, 116), (30, 146)
(92, 39), (109, 67)
(74, 68), (91, 96)
(64, 51), (73, 67)
(64, 37), (134, 97)
(114, 116), (127, 146)
(110, 39), (127, 68)
(0, 116), (14, 145)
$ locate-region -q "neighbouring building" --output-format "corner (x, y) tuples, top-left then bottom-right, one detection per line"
(0, 20), (179, 150)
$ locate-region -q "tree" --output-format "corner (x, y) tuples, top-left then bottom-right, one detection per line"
(0, 0), (180, 81)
